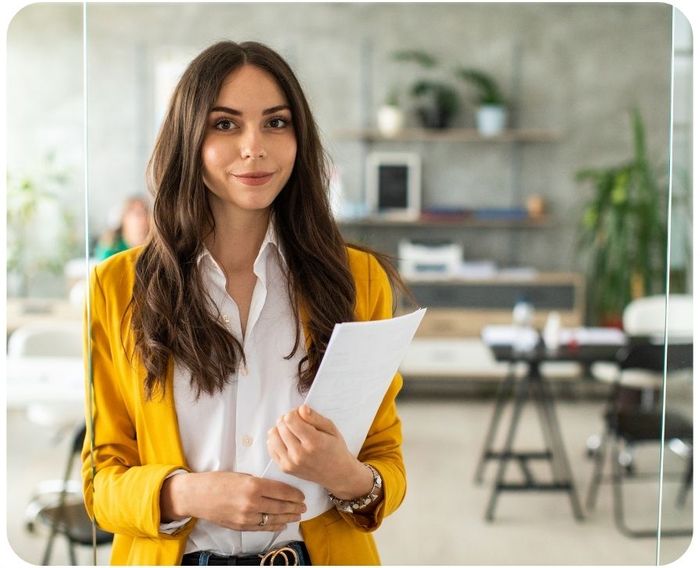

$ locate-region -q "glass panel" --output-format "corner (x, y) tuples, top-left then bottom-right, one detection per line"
(86, 4), (671, 566)
(657, 7), (693, 563)
(9, 3), (682, 565)
(5, 3), (96, 565)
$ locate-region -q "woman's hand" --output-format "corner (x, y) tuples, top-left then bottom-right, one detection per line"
(267, 405), (374, 500)
(160, 471), (306, 531)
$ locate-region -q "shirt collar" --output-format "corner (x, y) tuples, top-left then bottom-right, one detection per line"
(196, 215), (288, 272)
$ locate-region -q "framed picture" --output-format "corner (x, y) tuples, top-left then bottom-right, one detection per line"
(365, 152), (421, 219)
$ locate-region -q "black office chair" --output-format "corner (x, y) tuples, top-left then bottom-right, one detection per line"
(24, 423), (112, 565)
(586, 342), (693, 538)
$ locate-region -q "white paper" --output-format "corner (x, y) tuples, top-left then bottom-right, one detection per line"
(481, 324), (539, 348)
(482, 324), (628, 347)
(261, 308), (426, 520)
(558, 327), (627, 346)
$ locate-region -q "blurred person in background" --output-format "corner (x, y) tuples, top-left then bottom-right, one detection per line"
(94, 195), (151, 260)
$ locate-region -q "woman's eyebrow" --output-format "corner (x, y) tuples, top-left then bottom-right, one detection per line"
(209, 104), (291, 115)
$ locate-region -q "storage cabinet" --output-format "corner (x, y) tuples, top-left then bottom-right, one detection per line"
(402, 273), (584, 338)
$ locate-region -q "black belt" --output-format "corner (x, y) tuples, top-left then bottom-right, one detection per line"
(181, 541), (310, 565)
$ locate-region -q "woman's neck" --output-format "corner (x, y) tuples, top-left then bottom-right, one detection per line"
(205, 207), (271, 274)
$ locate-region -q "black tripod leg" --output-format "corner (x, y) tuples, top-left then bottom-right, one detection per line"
(474, 365), (517, 484)
(538, 375), (585, 520)
(531, 377), (562, 481)
(485, 373), (529, 522)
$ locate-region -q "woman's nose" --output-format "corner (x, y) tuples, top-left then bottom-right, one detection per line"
(239, 129), (267, 159)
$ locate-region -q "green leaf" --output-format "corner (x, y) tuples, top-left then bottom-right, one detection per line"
(574, 108), (667, 322)
(391, 49), (438, 68)
(455, 67), (505, 105)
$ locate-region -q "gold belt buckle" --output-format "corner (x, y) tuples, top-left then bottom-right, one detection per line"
(258, 546), (300, 566)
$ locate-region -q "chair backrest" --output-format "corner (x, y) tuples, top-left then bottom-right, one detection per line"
(7, 321), (83, 358)
(623, 295), (692, 340)
(619, 342), (693, 372)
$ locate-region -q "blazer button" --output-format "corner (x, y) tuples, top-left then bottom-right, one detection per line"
(242, 435), (254, 447)
(222, 314), (230, 324)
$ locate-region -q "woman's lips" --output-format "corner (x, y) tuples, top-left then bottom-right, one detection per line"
(233, 173), (274, 186)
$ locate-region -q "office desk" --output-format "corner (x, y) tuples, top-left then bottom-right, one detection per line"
(477, 326), (624, 522)
(6, 357), (85, 409)
(7, 299), (82, 336)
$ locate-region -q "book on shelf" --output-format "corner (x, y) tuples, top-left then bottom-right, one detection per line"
(472, 207), (530, 221)
(419, 207), (472, 222)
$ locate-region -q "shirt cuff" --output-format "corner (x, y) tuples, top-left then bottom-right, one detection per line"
(159, 469), (192, 534)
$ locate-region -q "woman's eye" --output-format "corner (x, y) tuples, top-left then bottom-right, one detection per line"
(215, 118), (236, 131)
(268, 117), (290, 129)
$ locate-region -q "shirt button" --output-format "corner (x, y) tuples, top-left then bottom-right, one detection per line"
(242, 435), (253, 447)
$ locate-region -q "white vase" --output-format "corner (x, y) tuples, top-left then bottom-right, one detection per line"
(476, 105), (507, 136)
(377, 105), (404, 137)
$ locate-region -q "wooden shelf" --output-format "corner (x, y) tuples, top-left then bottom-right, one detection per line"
(334, 128), (560, 143)
(400, 272), (586, 337)
(338, 215), (552, 229)
(403, 271), (583, 285)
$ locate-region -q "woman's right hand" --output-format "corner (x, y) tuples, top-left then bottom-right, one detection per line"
(160, 471), (306, 532)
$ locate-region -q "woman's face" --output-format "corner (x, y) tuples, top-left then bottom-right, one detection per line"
(201, 64), (297, 218)
(122, 199), (150, 246)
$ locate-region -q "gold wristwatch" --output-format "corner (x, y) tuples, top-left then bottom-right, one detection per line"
(328, 463), (383, 514)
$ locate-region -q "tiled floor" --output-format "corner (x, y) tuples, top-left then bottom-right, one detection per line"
(6, 395), (692, 565)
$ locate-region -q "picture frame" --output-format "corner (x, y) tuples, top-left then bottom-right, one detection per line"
(365, 152), (421, 220)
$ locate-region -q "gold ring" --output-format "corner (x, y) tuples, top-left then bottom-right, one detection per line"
(258, 512), (269, 527)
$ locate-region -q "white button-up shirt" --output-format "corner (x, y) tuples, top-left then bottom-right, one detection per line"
(161, 220), (330, 554)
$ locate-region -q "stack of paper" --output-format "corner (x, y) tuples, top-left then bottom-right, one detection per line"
(262, 308), (427, 520)
(558, 327), (627, 346)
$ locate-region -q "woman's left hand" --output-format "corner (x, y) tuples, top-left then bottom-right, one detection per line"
(267, 405), (373, 499)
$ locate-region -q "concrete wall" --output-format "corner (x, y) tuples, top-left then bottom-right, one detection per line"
(7, 2), (674, 292)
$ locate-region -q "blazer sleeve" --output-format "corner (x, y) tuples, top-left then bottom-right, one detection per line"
(339, 253), (407, 532)
(81, 267), (194, 539)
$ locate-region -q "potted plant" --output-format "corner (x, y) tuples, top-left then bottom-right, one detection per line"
(392, 49), (460, 129)
(455, 67), (508, 136)
(7, 153), (82, 297)
(575, 108), (667, 326)
(376, 86), (405, 137)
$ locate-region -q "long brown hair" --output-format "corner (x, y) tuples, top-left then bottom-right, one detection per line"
(131, 40), (405, 400)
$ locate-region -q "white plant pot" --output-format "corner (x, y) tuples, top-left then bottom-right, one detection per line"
(377, 105), (405, 137)
(476, 105), (507, 136)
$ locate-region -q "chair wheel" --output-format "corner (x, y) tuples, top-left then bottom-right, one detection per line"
(617, 451), (636, 475)
(585, 435), (602, 458)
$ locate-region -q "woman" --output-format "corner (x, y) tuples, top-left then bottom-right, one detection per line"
(81, 40), (407, 566)
(93, 195), (151, 260)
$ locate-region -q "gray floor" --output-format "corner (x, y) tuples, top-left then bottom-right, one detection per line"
(6, 396), (692, 565)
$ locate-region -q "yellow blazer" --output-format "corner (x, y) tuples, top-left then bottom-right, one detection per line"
(81, 245), (406, 565)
